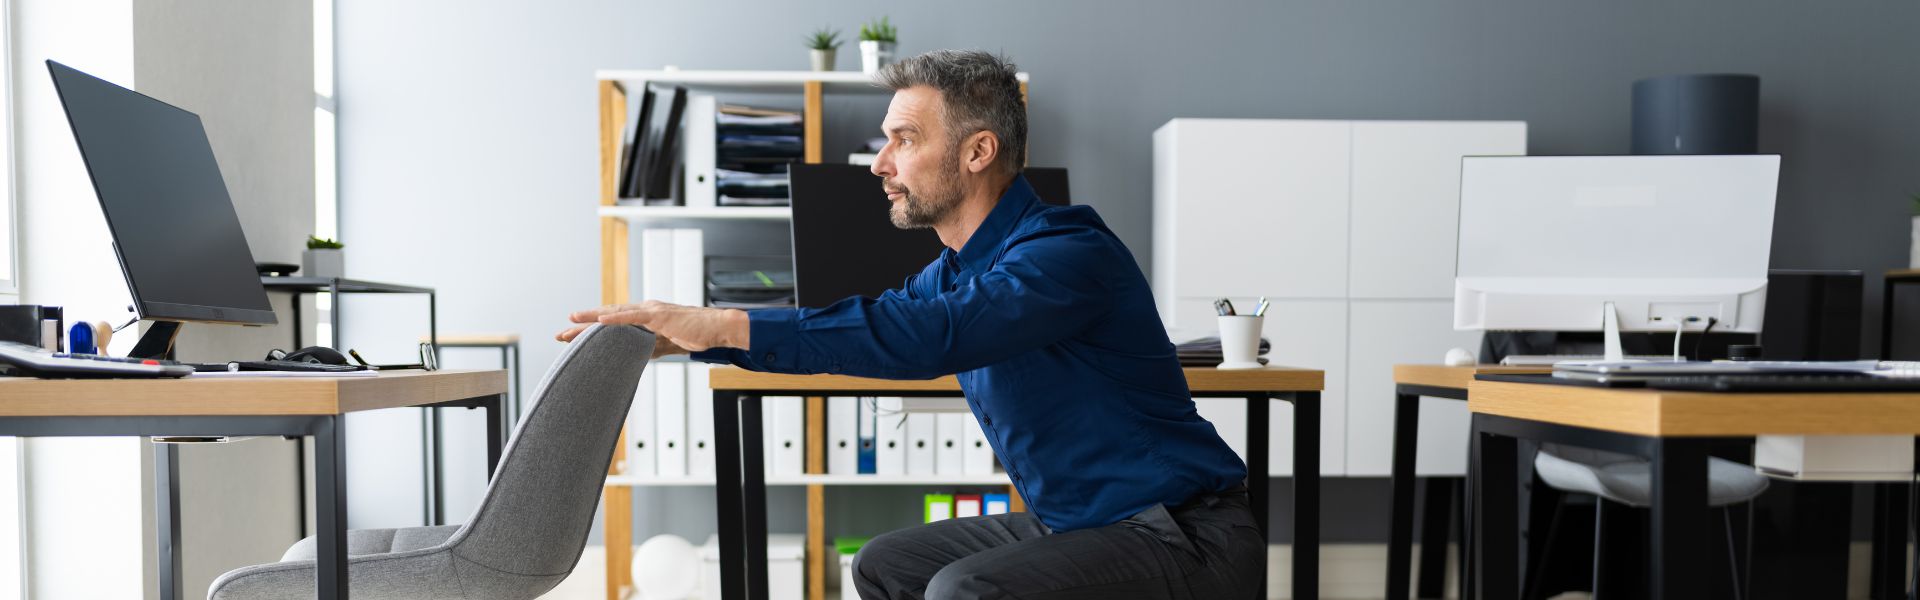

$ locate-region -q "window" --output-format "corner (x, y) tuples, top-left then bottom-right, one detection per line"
(314, 0), (336, 345)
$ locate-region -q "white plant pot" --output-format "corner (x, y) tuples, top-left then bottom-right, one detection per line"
(810, 49), (836, 72)
(303, 248), (344, 279)
(1911, 216), (1920, 269)
(860, 40), (896, 75)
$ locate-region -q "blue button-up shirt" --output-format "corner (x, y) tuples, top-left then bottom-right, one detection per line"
(694, 175), (1246, 532)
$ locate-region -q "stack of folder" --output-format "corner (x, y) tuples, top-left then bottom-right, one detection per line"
(713, 105), (802, 207)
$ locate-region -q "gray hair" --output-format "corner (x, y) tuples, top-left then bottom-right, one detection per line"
(875, 49), (1026, 175)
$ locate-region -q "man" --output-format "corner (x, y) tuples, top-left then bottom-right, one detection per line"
(559, 50), (1262, 600)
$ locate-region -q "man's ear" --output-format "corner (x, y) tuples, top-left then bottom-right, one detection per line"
(961, 130), (999, 174)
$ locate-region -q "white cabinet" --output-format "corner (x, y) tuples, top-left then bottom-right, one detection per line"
(1153, 118), (1526, 479)
(1345, 300), (1485, 476)
(1349, 122), (1529, 299)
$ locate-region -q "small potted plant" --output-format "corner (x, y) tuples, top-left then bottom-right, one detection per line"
(304, 236), (345, 279)
(858, 16), (897, 75)
(805, 26), (841, 72)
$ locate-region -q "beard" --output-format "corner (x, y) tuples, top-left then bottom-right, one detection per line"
(885, 156), (965, 230)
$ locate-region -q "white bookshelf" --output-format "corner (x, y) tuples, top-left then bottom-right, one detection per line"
(597, 204), (791, 222)
(605, 473), (1014, 487)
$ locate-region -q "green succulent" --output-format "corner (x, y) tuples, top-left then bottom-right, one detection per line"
(306, 236), (344, 250)
(858, 16), (897, 43)
(805, 26), (842, 51)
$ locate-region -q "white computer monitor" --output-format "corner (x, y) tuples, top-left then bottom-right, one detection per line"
(1453, 155), (1780, 357)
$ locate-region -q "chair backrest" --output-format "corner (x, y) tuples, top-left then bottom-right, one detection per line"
(445, 323), (654, 576)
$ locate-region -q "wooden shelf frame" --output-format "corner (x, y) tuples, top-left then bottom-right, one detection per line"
(597, 70), (1029, 600)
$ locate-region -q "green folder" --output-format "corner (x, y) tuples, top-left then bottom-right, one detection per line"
(924, 494), (954, 523)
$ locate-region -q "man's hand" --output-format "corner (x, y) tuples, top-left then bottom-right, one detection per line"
(556, 301), (750, 358)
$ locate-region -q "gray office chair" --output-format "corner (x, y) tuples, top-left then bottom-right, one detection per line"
(1526, 445), (1769, 599)
(207, 324), (655, 600)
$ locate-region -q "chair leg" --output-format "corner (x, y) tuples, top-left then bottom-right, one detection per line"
(1721, 507), (1744, 600)
(1591, 499), (1607, 600)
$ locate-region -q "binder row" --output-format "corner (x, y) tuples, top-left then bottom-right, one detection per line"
(622, 380), (1002, 479)
(924, 493), (1013, 523)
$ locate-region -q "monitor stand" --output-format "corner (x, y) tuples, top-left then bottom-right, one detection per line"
(1601, 301), (1625, 362)
(128, 320), (182, 360)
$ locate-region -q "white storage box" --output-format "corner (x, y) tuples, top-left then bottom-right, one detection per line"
(1756, 434), (1915, 481)
(840, 552), (857, 600)
(699, 534), (805, 600)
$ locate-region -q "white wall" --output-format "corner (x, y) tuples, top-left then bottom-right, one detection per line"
(11, 0), (144, 596)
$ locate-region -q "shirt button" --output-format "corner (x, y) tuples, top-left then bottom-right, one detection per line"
(765, 352), (778, 363)
(982, 415), (992, 425)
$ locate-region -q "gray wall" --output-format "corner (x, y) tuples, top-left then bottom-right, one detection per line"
(337, 0), (1920, 544)
(133, 0), (315, 596)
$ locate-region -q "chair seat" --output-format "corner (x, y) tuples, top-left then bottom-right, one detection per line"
(279, 525), (462, 562)
(1534, 448), (1770, 507)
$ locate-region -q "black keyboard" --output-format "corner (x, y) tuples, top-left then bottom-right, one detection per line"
(185, 360), (365, 373)
(1648, 374), (1920, 393)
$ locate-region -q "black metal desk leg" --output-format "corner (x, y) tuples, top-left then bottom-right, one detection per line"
(156, 442), (183, 600)
(1417, 478), (1455, 599)
(485, 393), (504, 478)
(1471, 414), (1518, 600)
(713, 391), (747, 600)
(316, 415), (350, 599)
(1650, 438), (1711, 600)
(741, 394), (770, 600)
(1387, 392), (1420, 600)
(1293, 392), (1320, 600)
(1870, 481), (1910, 600)
(1246, 394), (1271, 600)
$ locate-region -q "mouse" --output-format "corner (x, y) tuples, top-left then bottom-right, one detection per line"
(281, 346), (350, 365)
(1444, 347), (1476, 367)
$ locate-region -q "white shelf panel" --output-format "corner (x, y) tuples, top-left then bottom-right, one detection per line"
(606, 473), (1012, 487)
(598, 204), (791, 221)
(596, 69), (1029, 95)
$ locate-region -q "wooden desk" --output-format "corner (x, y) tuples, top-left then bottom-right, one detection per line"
(0, 369), (507, 600)
(697, 366), (1324, 600)
(1463, 378), (1920, 600)
(1384, 365), (1547, 600)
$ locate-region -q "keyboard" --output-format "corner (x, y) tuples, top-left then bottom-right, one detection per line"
(1647, 374), (1920, 393)
(0, 340), (193, 378)
(185, 360), (365, 373)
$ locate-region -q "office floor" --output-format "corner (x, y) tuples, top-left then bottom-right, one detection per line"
(543, 544), (1885, 599)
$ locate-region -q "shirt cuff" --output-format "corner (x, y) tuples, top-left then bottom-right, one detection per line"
(745, 308), (801, 370)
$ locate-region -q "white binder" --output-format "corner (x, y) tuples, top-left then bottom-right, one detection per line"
(624, 367), (658, 476)
(963, 416), (995, 476)
(686, 364), (715, 478)
(875, 397), (906, 476)
(672, 228), (705, 307)
(934, 412), (965, 476)
(681, 95), (717, 209)
(905, 413), (936, 476)
(827, 397), (859, 475)
(654, 363), (688, 477)
(640, 228), (675, 303)
(770, 396), (805, 476)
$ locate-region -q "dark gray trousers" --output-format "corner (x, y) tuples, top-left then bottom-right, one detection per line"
(851, 488), (1265, 600)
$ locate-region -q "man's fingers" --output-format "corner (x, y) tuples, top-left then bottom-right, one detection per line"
(569, 303), (644, 323)
(597, 310), (654, 326)
(554, 323), (591, 342)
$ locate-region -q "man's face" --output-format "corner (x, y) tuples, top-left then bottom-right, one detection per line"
(871, 86), (965, 230)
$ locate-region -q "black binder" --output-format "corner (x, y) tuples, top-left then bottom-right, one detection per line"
(618, 87), (657, 199)
(644, 86), (689, 201)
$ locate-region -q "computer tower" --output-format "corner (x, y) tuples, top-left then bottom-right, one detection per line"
(1631, 74), (1760, 155)
(1761, 270), (1863, 360)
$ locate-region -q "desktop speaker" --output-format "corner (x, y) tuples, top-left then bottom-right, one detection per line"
(1631, 74), (1760, 155)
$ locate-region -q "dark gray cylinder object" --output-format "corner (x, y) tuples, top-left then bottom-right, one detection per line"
(1631, 74), (1760, 155)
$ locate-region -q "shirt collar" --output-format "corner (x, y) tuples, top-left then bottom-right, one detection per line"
(951, 175), (1039, 274)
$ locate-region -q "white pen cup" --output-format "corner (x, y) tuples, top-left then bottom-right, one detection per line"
(1216, 314), (1264, 370)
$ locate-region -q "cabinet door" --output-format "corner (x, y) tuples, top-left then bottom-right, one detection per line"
(1156, 119), (1351, 308)
(1348, 121), (1527, 299)
(1344, 300), (1484, 476)
(1177, 297), (1346, 476)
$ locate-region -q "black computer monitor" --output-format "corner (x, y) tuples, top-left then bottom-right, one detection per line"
(789, 164), (1069, 309)
(47, 61), (275, 346)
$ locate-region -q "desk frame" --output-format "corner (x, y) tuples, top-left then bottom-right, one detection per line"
(708, 386), (1321, 600)
(0, 389), (506, 600)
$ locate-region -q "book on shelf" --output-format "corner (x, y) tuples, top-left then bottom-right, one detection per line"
(645, 86), (690, 201)
(617, 87), (657, 199)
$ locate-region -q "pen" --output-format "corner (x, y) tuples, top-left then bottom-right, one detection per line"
(1254, 297), (1270, 317)
(1214, 298), (1236, 316)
